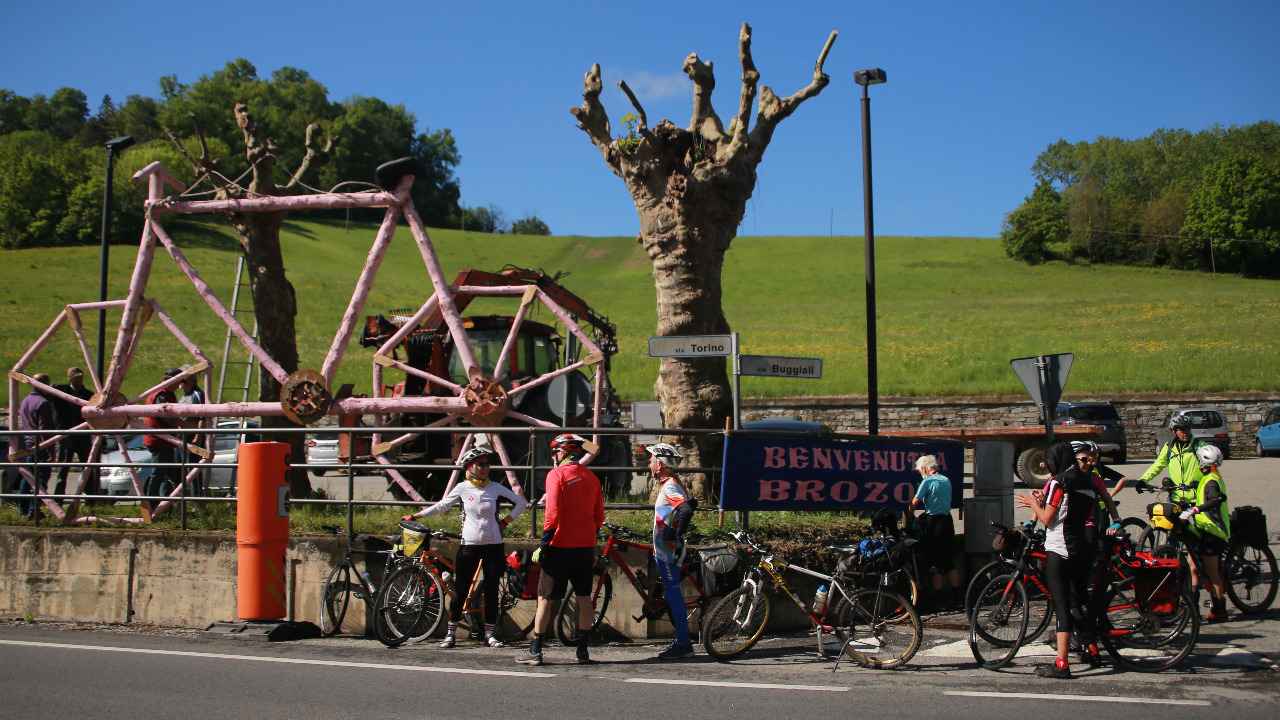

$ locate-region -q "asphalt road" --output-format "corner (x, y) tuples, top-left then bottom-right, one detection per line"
(2, 611), (1278, 720)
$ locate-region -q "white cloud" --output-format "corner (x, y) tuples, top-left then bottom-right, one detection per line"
(615, 70), (688, 101)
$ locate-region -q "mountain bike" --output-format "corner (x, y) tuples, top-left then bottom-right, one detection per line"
(967, 521), (1054, 668)
(554, 523), (731, 644)
(1134, 481), (1277, 613)
(971, 530), (1199, 673)
(701, 530), (922, 669)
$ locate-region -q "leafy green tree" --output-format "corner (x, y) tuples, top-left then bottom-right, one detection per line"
(0, 89), (31, 134)
(459, 204), (505, 233)
(1001, 180), (1067, 263)
(1181, 157), (1280, 275)
(0, 131), (87, 247)
(22, 87), (89, 140)
(510, 215), (551, 235)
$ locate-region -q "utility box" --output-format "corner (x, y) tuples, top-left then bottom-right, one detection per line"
(967, 441), (1015, 552)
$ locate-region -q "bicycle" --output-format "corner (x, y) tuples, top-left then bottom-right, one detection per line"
(320, 527), (408, 637)
(701, 530), (922, 669)
(372, 520), (533, 647)
(1134, 481), (1278, 614)
(554, 522), (729, 645)
(967, 521), (1053, 668)
(972, 531), (1199, 673)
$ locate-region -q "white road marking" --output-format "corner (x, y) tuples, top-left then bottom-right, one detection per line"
(0, 639), (557, 678)
(944, 691), (1209, 707)
(624, 677), (847, 692)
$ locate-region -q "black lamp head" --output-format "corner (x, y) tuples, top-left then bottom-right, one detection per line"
(105, 135), (136, 151)
(854, 68), (888, 87)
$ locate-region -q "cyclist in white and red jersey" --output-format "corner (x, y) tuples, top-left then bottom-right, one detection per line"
(649, 442), (696, 660)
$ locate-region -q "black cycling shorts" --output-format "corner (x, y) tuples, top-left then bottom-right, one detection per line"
(538, 546), (595, 598)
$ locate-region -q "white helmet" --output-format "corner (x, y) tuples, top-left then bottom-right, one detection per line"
(458, 446), (496, 467)
(646, 443), (684, 463)
(1196, 444), (1223, 468)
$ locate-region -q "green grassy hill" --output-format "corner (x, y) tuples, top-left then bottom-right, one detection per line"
(3, 217), (1278, 408)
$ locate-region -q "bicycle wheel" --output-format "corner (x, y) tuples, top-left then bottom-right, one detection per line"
(964, 560), (1009, 615)
(321, 562), (352, 637)
(837, 588), (922, 669)
(1138, 525), (1176, 557)
(498, 567), (536, 639)
(1118, 517), (1148, 546)
(555, 567), (613, 644)
(374, 565), (445, 647)
(1022, 574), (1054, 644)
(1100, 583), (1199, 672)
(967, 574), (1029, 669)
(702, 584), (770, 661)
(1225, 542), (1278, 614)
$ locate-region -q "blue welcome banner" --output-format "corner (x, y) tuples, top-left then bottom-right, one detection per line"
(719, 433), (965, 512)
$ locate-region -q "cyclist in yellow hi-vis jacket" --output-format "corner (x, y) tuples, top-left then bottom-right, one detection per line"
(1180, 444), (1232, 622)
(1138, 416), (1205, 504)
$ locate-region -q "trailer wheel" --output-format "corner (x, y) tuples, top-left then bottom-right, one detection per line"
(1015, 445), (1050, 487)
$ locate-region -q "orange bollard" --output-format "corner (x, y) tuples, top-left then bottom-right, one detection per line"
(236, 441), (291, 621)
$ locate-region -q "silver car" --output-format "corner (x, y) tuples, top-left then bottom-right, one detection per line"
(201, 420), (260, 495)
(98, 434), (154, 496)
(305, 432), (341, 475)
(1154, 407), (1231, 458)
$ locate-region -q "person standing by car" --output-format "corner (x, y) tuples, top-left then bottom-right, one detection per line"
(648, 442), (697, 660)
(1180, 444), (1232, 622)
(142, 368), (181, 510)
(16, 374), (56, 518)
(403, 446), (527, 648)
(53, 367), (95, 496)
(910, 454), (962, 610)
(516, 434), (604, 667)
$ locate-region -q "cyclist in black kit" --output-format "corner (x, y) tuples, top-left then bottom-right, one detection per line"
(1017, 441), (1117, 678)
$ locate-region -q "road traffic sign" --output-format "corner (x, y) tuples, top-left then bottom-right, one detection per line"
(739, 354), (823, 379)
(647, 335), (733, 358)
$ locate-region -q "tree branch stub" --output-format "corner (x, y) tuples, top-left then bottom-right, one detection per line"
(683, 53), (724, 142)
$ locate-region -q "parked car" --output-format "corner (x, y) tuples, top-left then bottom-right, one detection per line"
(1154, 407), (1231, 458)
(1054, 401), (1127, 463)
(305, 431), (340, 475)
(201, 420), (261, 495)
(1256, 406), (1280, 457)
(99, 434), (154, 496)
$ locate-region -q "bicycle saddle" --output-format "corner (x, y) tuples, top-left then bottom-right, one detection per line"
(375, 157), (425, 191)
(399, 519), (430, 534)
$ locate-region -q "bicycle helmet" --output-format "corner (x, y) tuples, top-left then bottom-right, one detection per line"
(458, 446), (496, 467)
(1070, 440), (1100, 456)
(549, 433), (587, 453)
(1169, 415), (1191, 432)
(1196, 444), (1223, 468)
(645, 443), (684, 461)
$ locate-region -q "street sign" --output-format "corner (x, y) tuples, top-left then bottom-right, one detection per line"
(1010, 353), (1074, 424)
(739, 354), (823, 379)
(647, 334), (733, 358)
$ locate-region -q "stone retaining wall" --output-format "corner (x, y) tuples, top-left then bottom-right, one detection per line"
(740, 393), (1279, 459)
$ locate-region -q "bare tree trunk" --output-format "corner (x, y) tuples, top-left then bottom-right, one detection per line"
(572, 24), (837, 499)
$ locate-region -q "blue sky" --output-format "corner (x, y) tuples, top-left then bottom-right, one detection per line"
(3, 1), (1277, 237)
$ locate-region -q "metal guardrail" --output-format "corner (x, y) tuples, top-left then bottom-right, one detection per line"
(1, 424), (746, 534)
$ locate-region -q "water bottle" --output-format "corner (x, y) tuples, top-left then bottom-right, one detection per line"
(441, 571), (452, 585)
(812, 584), (829, 615)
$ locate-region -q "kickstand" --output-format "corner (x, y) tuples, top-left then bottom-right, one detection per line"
(831, 635), (854, 673)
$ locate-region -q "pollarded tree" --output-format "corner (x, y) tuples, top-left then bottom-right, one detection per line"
(571, 23), (837, 497)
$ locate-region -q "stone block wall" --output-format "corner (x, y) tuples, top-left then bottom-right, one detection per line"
(740, 393), (1279, 459)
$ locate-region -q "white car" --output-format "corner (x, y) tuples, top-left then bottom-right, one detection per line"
(201, 420), (260, 495)
(305, 432), (341, 475)
(98, 434), (154, 496)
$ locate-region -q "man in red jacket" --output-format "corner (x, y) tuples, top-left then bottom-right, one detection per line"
(516, 433), (604, 667)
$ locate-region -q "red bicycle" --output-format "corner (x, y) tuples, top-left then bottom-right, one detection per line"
(554, 522), (734, 644)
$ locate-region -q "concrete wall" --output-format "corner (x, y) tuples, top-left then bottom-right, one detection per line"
(0, 527), (691, 640)
(741, 392), (1280, 458)
(0, 527), (344, 628)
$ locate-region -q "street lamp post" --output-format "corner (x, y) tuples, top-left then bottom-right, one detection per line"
(854, 68), (886, 436)
(98, 135), (135, 382)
